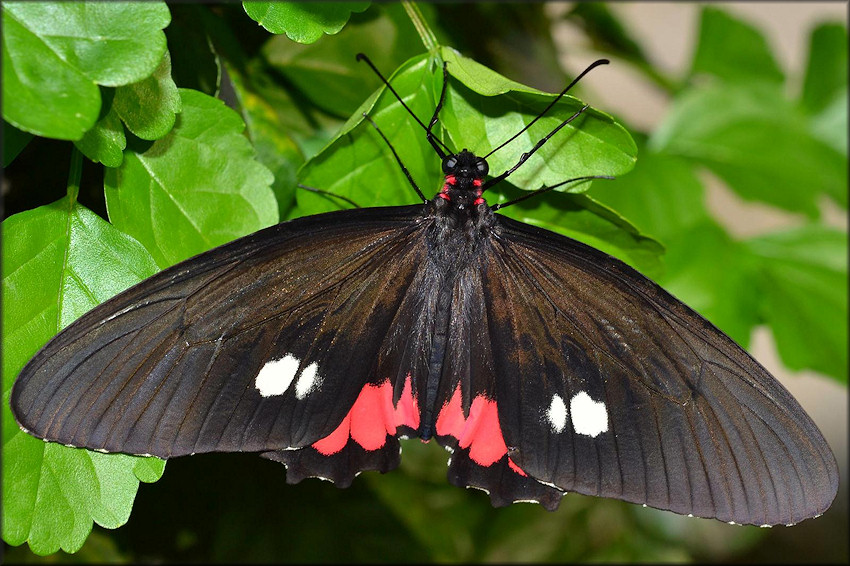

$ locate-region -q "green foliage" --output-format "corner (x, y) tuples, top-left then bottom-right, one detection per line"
(243, 1), (370, 42)
(1, 1), (846, 563)
(2, 187), (166, 555)
(104, 89), (277, 268)
(1, 2), (171, 139)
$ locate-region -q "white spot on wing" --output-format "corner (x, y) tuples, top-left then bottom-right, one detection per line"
(295, 361), (320, 399)
(546, 394), (567, 433)
(569, 391), (608, 437)
(255, 354), (299, 397)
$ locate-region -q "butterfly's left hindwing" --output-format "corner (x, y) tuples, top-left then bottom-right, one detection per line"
(11, 205), (434, 485)
(442, 214), (838, 526)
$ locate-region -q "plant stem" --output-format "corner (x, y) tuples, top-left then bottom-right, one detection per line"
(402, 0), (438, 53)
(66, 146), (83, 204)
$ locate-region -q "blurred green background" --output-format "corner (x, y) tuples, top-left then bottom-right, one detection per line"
(2, 1), (846, 562)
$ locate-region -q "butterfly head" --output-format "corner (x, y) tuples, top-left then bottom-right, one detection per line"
(438, 149), (489, 208)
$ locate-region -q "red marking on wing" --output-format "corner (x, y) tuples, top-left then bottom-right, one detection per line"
(350, 382), (394, 450)
(435, 384), (465, 438)
(394, 373), (420, 429)
(312, 414), (351, 455)
(436, 384), (524, 472)
(508, 457), (527, 476)
(463, 396), (507, 466)
(312, 374), (420, 455)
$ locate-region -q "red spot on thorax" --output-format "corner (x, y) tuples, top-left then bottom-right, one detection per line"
(445, 175), (457, 185)
(312, 374), (419, 455)
(472, 178), (482, 187)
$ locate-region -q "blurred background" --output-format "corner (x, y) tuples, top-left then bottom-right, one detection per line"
(3, 1), (846, 563)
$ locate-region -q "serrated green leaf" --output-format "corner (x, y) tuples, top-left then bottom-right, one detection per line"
(74, 90), (127, 168)
(298, 50), (636, 222)
(243, 1), (370, 43)
(746, 226), (848, 381)
(227, 60), (305, 219)
(113, 50), (182, 141)
(263, 2), (426, 118)
(2, 197), (165, 555)
(440, 48), (635, 192)
(104, 88), (277, 268)
(1, 1), (171, 140)
(801, 22), (848, 114)
(690, 6), (783, 85)
(650, 82), (847, 214)
(296, 53), (442, 215)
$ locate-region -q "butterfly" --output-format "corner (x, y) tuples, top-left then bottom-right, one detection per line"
(10, 54), (837, 528)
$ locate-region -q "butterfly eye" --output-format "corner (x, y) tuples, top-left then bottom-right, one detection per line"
(442, 156), (458, 173)
(476, 159), (489, 177)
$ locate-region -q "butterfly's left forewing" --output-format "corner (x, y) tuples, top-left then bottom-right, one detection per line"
(436, 213), (838, 526)
(11, 205), (435, 486)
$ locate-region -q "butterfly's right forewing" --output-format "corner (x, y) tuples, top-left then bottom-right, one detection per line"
(11, 205), (432, 477)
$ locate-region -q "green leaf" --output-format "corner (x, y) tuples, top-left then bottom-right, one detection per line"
(1, 1), (171, 140)
(2, 197), (165, 555)
(440, 48), (636, 192)
(655, 220), (761, 347)
(589, 150), (709, 244)
(226, 60), (306, 219)
(2, 120), (33, 167)
(113, 50), (182, 141)
(492, 186), (665, 277)
(746, 226), (848, 381)
(165, 4), (222, 96)
(298, 50), (636, 218)
(262, 2), (427, 118)
(809, 88), (848, 156)
(566, 3), (650, 67)
(243, 1), (370, 43)
(74, 90), (127, 168)
(104, 89), (277, 268)
(690, 6), (784, 85)
(801, 22), (848, 114)
(650, 82), (848, 214)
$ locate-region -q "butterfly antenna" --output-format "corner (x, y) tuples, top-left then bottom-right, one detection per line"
(296, 184), (362, 209)
(362, 114), (428, 203)
(491, 174), (614, 211)
(484, 59), (608, 160)
(356, 53), (451, 159)
(482, 103), (591, 191)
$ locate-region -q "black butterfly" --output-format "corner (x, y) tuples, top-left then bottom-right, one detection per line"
(11, 55), (837, 528)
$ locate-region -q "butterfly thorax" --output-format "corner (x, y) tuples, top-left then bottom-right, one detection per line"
(424, 149), (496, 280)
(427, 149), (496, 253)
